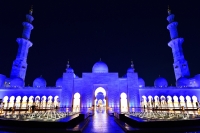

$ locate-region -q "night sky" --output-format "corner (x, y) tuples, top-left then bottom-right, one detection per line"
(0, 1), (200, 86)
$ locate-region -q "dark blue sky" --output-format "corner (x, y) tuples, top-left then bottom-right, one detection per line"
(0, 1), (200, 86)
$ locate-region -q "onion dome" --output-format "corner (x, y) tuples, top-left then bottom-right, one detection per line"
(33, 77), (46, 88)
(176, 77), (190, 87)
(10, 77), (24, 88)
(127, 61), (135, 73)
(56, 77), (63, 87)
(138, 77), (145, 87)
(92, 60), (108, 73)
(154, 77), (168, 87)
(0, 74), (6, 87)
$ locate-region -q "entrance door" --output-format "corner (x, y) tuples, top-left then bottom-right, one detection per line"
(120, 92), (128, 112)
(73, 93), (80, 112)
(94, 87), (106, 111)
(97, 99), (103, 107)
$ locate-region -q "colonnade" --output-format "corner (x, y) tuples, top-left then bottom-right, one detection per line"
(141, 95), (198, 109)
(2, 95), (60, 109)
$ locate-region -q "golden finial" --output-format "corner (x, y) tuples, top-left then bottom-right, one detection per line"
(168, 5), (171, 15)
(29, 5), (33, 15)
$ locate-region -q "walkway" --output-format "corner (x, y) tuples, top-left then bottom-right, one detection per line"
(83, 108), (124, 133)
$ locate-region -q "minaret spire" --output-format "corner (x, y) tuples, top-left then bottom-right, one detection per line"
(168, 5), (171, 15)
(10, 6), (34, 80)
(166, 7), (190, 80)
(67, 60), (70, 68)
(130, 60), (135, 71)
(29, 5), (33, 15)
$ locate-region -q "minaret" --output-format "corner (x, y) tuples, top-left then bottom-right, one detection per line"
(167, 7), (190, 80)
(10, 6), (34, 80)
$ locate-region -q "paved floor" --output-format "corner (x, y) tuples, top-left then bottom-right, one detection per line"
(83, 108), (125, 133)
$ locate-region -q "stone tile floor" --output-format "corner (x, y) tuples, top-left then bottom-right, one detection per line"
(83, 108), (125, 133)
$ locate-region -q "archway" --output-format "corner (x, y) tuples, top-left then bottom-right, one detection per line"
(47, 96), (53, 109)
(192, 96), (198, 108)
(94, 87), (106, 109)
(28, 96), (34, 107)
(3, 96), (8, 109)
(22, 96), (28, 108)
(35, 96), (40, 107)
(54, 96), (60, 107)
(9, 96), (15, 108)
(41, 96), (46, 109)
(120, 92), (128, 112)
(15, 96), (21, 109)
(73, 93), (80, 112)
(160, 95), (166, 108)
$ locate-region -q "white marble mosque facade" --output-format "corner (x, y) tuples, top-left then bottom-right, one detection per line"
(0, 8), (200, 112)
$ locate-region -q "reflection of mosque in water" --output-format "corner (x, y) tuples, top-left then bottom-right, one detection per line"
(1, 8), (200, 113)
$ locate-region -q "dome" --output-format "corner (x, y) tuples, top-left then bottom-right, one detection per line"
(176, 77), (190, 87)
(187, 75), (200, 87)
(127, 67), (134, 73)
(92, 61), (108, 73)
(10, 77), (24, 88)
(138, 77), (145, 87)
(33, 77), (46, 88)
(154, 77), (168, 87)
(66, 67), (74, 73)
(194, 74), (200, 86)
(0, 74), (6, 87)
(195, 74), (200, 80)
(56, 77), (63, 87)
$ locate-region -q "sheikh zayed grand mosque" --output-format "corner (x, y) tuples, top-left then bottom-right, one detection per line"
(0, 7), (200, 112)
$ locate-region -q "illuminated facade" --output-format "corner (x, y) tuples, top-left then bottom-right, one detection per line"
(0, 8), (200, 112)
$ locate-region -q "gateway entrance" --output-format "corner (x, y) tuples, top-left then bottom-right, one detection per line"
(94, 87), (106, 108)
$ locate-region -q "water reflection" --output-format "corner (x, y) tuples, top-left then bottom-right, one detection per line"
(83, 107), (124, 133)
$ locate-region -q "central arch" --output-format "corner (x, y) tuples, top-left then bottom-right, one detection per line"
(94, 87), (106, 108)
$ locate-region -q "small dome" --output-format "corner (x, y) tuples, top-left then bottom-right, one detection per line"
(33, 77), (46, 88)
(66, 67), (74, 73)
(127, 67), (134, 73)
(0, 74), (6, 87)
(195, 74), (200, 80)
(187, 75), (200, 87)
(194, 74), (200, 86)
(138, 77), (145, 87)
(176, 77), (190, 87)
(56, 77), (63, 87)
(92, 61), (108, 73)
(154, 77), (168, 87)
(10, 77), (24, 88)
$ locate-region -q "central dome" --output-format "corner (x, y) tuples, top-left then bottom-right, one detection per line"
(92, 61), (108, 73)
